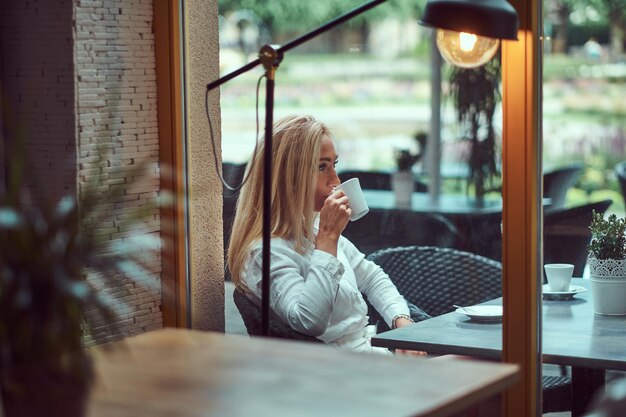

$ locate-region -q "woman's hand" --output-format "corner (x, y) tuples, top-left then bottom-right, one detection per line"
(315, 190), (351, 256)
(394, 317), (428, 357)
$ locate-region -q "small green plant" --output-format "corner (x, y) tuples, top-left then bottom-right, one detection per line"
(395, 149), (418, 172)
(394, 131), (427, 172)
(588, 211), (626, 260)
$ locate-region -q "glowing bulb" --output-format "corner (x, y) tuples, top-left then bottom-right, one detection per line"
(459, 32), (477, 52)
(436, 29), (500, 68)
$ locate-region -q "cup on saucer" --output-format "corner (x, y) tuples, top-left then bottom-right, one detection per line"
(544, 263), (574, 292)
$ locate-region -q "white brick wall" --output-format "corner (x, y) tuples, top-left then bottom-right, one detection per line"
(74, 0), (163, 340)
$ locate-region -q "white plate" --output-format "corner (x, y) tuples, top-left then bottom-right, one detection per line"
(542, 284), (587, 301)
(455, 305), (503, 322)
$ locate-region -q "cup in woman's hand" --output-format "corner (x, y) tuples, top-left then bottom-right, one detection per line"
(334, 178), (369, 221)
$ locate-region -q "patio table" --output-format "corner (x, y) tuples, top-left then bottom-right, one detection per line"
(362, 189), (502, 215)
(371, 279), (626, 416)
(88, 328), (519, 417)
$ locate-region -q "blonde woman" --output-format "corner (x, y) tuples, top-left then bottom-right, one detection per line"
(228, 115), (419, 355)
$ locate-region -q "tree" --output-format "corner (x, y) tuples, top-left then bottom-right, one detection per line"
(546, 0), (625, 56)
(588, 0), (626, 56)
(218, 0), (421, 37)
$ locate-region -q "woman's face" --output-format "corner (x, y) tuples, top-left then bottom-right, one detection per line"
(314, 137), (340, 211)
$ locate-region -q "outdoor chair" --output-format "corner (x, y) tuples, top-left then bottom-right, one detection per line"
(365, 245), (572, 413)
(233, 286), (320, 342)
(365, 246), (502, 317)
(543, 164), (583, 209)
(233, 286), (429, 341)
(223, 162), (247, 281)
(338, 170), (428, 193)
(616, 161), (626, 207)
(342, 209), (461, 256)
(544, 199), (613, 278)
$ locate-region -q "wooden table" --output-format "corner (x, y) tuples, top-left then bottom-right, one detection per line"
(88, 328), (518, 417)
(371, 280), (626, 416)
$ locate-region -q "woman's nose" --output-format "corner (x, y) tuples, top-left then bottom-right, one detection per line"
(330, 171), (340, 187)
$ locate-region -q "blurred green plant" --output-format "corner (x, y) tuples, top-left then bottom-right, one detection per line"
(0, 139), (161, 415)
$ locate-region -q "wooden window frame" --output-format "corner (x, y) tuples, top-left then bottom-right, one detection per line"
(502, 0), (543, 415)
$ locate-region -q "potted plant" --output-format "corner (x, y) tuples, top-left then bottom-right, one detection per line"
(588, 211), (626, 315)
(448, 58), (502, 204)
(391, 132), (427, 208)
(0, 145), (159, 416)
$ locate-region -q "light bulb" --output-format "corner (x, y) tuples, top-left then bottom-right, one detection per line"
(436, 29), (500, 68)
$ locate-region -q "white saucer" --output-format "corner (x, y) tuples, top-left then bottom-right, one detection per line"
(455, 305), (503, 322)
(542, 284), (587, 301)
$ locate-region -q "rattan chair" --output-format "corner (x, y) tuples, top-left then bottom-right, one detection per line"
(233, 285), (430, 340)
(233, 287), (320, 342)
(543, 164), (583, 209)
(365, 245), (572, 413)
(544, 199), (613, 278)
(616, 162), (626, 208)
(365, 246), (501, 317)
(223, 162), (247, 281)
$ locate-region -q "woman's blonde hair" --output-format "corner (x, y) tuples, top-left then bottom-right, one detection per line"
(228, 115), (332, 289)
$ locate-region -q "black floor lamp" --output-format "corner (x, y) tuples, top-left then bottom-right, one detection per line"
(208, 0), (519, 336)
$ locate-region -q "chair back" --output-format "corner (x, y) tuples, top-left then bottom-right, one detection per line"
(223, 163), (247, 281)
(543, 164), (583, 209)
(544, 199), (612, 277)
(338, 170), (428, 193)
(232, 287), (320, 342)
(616, 161), (626, 207)
(366, 246), (502, 317)
(342, 209), (460, 256)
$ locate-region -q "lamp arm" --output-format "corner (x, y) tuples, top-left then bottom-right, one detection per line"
(206, 0), (388, 91)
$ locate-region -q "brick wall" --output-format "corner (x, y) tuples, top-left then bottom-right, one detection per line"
(74, 0), (163, 341)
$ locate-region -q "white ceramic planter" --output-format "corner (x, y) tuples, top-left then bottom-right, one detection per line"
(391, 171), (414, 208)
(588, 256), (626, 315)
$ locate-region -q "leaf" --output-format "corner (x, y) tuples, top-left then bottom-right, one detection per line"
(0, 208), (23, 228)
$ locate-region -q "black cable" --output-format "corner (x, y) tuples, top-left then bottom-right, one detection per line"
(205, 73), (264, 192)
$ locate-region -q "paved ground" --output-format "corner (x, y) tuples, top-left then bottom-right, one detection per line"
(225, 280), (247, 335)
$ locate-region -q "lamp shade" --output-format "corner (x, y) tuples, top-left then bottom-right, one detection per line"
(420, 0), (519, 40)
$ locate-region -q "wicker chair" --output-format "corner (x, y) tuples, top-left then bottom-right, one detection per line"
(365, 245), (572, 413)
(543, 164), (583, 209)
(222, 162), (247, 281)
(233, 285), (430, 341)
(544, 199), (613, 278)
(232, 287), (320, 342)
(365, 246), (501, 317)
(616, 162), (626, 208)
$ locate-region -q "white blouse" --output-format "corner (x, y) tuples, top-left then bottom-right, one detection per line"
(241, 230), (409, 354)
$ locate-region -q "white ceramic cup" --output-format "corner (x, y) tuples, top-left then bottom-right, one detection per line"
(334, 178), (369, 222)
(544, 263), (574, 292)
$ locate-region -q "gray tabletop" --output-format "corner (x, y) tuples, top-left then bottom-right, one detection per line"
(372, 279), (626, 372)
(362, 190), (502, 215)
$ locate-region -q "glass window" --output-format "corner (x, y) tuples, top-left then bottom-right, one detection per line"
(541, 0), (626, 412)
